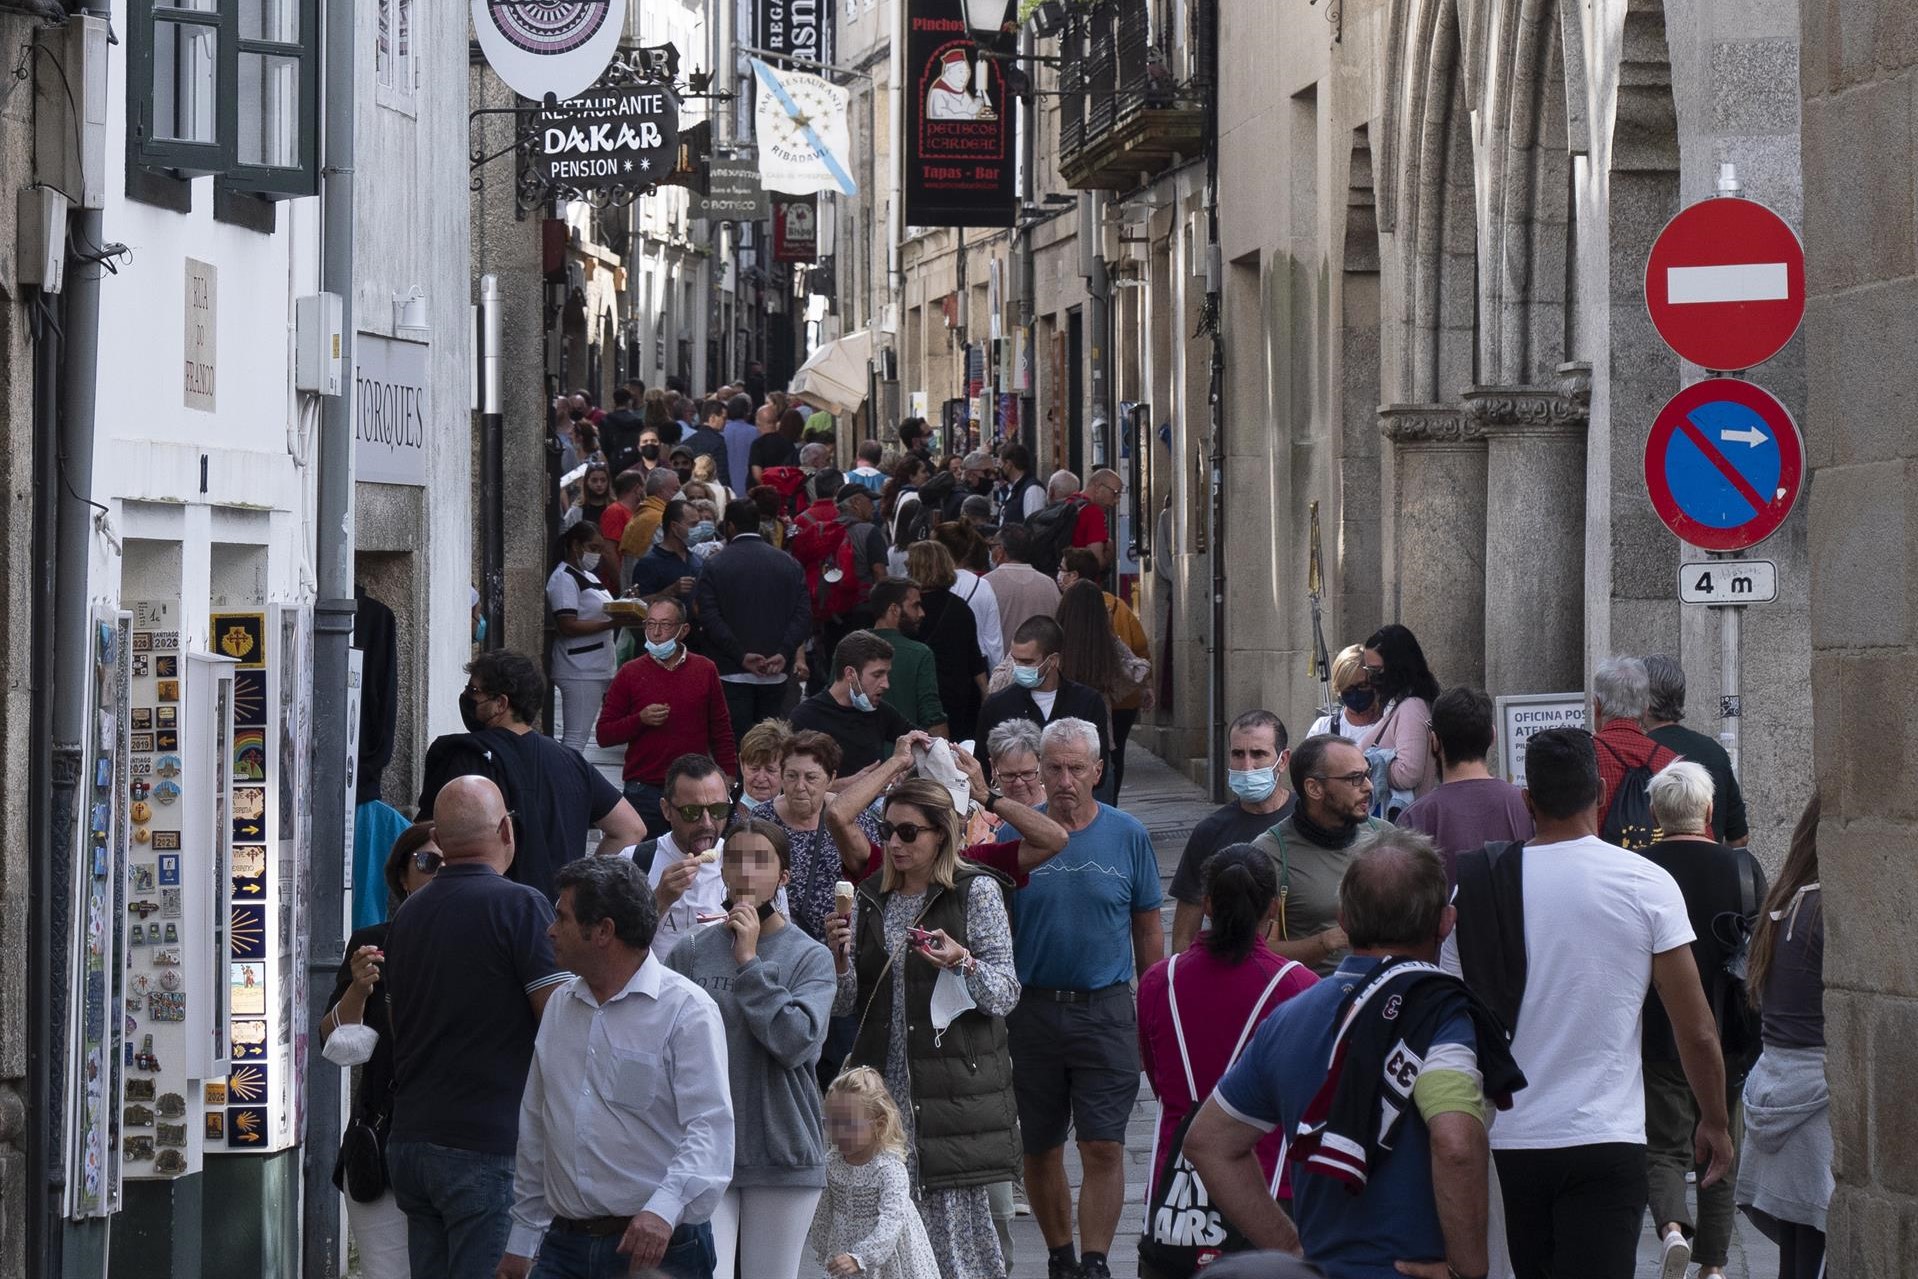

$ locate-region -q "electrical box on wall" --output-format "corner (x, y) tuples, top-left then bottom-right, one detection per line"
(294, 293), (343, 395)
(34, 16), (108, 210)
(18, 186), (67, 292)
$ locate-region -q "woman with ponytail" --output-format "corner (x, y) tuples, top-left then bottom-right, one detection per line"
(1134, 845), (1319, 1276)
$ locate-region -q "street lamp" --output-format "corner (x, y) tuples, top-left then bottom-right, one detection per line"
(1026, 1), (1069, 37)
(964, 0), (1013, 34)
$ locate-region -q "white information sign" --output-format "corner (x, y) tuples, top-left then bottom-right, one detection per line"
(1679, 559), (1778, 606)
(184, 258), (216, 412)
(354, 333), (431, 487)
(1496, 692), (1588, 787)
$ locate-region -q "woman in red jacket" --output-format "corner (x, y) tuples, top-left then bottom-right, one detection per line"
(1135, 844), (1317, 1278)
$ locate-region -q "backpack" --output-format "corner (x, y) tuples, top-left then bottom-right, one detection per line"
(794, 514), (870, 621)
(1596, 736), (1665, 850)
(1138, 953), (1300, 1272)
(1712, 850), (1766, 1072)
(418, 729), (531, 861)
(758, 466), (811, 516)
(1022, 495), (1089, 578)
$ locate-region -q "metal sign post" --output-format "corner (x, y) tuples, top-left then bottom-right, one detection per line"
(1718, 558), (1743, 777)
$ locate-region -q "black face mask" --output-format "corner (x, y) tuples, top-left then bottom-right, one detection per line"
(640, 444), (661, 461)
(459, 691), (490, 733)
(674, 467), (694, 483)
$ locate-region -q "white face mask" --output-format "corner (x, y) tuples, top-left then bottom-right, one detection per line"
(322, 1022), (379, 1067)
(581, 551), (602, 572)
(928, 967), (977, 1047)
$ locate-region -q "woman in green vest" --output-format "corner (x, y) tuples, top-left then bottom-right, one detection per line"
(826, 777), (1021, 1279)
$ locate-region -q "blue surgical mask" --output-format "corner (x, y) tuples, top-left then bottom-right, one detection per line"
(1011, 662), (1045, 690)
(644, 637), (679, 661)
(849, 676), (876, 713)
(1227, 766), (1279, 803)
(474, 616), (488, 645)
(688, 520), (717, 545)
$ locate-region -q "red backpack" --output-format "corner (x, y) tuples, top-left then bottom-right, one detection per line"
(758, 466), (811, 516)
(791, 513), (870, 621)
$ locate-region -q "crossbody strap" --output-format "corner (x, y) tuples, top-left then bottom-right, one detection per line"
(1165, 954), (1298, 1105)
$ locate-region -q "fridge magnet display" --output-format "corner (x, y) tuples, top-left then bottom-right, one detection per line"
(157, 854), (179, 885)
(156, 1093), (186, 1118)
(160, 889), (181, 919)
(155, 706), (177, 729)
(230, 1020), (266, 1059)
(124, 1137), (154, 1162)
(155, 1123), (187, 1148)
(231, 846), (267, 897)
(132, 827), (150, 845)
(147, 992), (185, 1023)
(230, 965), (265, 1016)
(155, 655), (178, 677)
(132, 655), (149, 678)
(227, 1063), (267, 1103)
(131, 632), (151, 653)
(153, 1150), (187, 1176)
(123, 1104), (154, 1128)
(204, 1112), (224, 1141)
(129, 757), (152, 778)
(233, 728), (267, 781)
(154, 754), (182, 778)
(229, 904), (265, 959)
(161, 923), (177, 944)
(158, 969), (182, 992)
(131, 708), (152, 730)
(152, 780), (180, 806)
(152, 948), (181, 966)
(128, 924), (145, 946)
(232, 671), (266, 726)
(203, 1081), (227, 1106)
(150, 631), (177, 650)
(130, 733), (153, 753)
(211, 613), (266, 666)
(132, 1035), (160, 1071)
(154, 731), (178, 752)
(129, 863), (156, 892)
(228, 1108), (266, 1148)
(155, 680), (179, 702)
(150, 831), (179, 851)
(231, 787), (265, 841)
(125, 1079), (155, 1102)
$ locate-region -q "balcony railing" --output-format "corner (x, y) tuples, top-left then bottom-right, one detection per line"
(1056, 0), (1209, 191)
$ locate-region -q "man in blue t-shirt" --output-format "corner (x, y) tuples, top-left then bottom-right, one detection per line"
(1185, 831), (1492, 1279)
(1009, 717), (1163, 1279)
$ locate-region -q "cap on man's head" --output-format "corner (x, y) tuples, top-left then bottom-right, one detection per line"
(669, 443), (696, 460)
(835, 482), (873, 505)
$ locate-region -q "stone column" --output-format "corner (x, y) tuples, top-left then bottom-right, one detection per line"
(1381, 405), (1487, 690)
(1467, 363), (1591, 698)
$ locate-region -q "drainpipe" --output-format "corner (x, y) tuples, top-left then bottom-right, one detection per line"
(1201, 0), (1225, 801)
(479, 275), (505, 647)
(301, 0), (357, 1270)
(1016, 23), (1036, 452)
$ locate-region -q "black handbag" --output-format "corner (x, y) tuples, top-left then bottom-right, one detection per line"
(334, 1108), (389, 1203)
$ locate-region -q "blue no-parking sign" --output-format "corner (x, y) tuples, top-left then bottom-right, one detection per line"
(1644, 378), (1804, 553)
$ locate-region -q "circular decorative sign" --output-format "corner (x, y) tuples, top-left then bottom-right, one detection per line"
(472, 0), (623, 103)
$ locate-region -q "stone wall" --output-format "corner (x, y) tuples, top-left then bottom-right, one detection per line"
(1800, 0), (1918, 1266)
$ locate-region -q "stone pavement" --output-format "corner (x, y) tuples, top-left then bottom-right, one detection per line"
(1002, 744), (1768, 1279)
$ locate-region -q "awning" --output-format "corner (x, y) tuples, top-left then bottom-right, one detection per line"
(788, 329), (875, 416)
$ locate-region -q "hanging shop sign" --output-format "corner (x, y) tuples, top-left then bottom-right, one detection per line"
(693, 152), (772, 222)
(756, 0), (825, 64)
(533, 85), (681, 193)
(903, 0), (1016, 228)
(752, 59), (858, 196)
(774, 196), (819, 262)
(354, 333), (431, 487)
(471, 0), (624, 104)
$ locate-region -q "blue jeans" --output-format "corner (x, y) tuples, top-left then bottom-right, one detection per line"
(623, 780), (671, 840)
(532, 1222), (715, 1279)
(388, 1140), (516, 1279)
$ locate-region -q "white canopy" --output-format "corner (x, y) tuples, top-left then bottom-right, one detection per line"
(788, 329), (874, 416)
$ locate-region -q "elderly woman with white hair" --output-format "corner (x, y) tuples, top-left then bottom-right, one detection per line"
(1634, 759), (1768, 1279)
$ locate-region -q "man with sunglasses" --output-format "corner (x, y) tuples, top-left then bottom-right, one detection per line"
(1249, 734), (1385, 978)
(597, 599), (737, 840)
(620, 753), (766, 963)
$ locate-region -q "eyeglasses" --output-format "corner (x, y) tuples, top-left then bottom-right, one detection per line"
(997, 768), (1040, 786)
(1314, 770), (1374, 788)
(673, 802), (734, 823)
(642, 620), (683, 635)
(411, 850), (444, 875)
(879, 820), (936, 844)
(1360, 663), (1386, 679)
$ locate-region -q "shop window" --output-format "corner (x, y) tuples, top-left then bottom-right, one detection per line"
(128, 0), (320, 198)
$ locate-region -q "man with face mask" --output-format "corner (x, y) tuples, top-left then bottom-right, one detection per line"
(1249, 734), (1385, 977)
(866, 579), (946, 735)
(417, 651), (649, 900)
(789, 630), (915, 777)
(596, 599), (738, 840)
(1168, 710), (1294, 952)
(628, 498), (704, 608)
(973, 615), (1111, 787)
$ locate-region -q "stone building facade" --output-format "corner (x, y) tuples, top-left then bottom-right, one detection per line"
(1800, 0), (1918, 1268)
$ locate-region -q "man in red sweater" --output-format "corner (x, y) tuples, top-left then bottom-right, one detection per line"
(596, 598), (738, 838)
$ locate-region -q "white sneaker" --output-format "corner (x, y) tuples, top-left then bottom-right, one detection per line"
(1660, 1228), (1693, 1279)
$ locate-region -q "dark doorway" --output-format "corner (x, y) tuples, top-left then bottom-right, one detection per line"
(1067, 306), (1085, 479)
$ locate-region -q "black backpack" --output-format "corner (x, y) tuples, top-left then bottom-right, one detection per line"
(417, 729), (539, 877)
(1596, 739), (1661, 850)
(1023, 495), (1088, 577)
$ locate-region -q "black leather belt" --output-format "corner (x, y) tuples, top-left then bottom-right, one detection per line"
(550, 1214), (632, 1237)
(1023, 982), (1130, 1004)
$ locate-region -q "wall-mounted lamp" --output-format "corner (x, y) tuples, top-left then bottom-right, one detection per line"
(395, 285), (429, 337)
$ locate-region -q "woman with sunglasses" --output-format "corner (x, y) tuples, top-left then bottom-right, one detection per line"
(321, 821), (442, 1279)
(1353, 623), (1442, 811)
(824, 779), (1022, 1279)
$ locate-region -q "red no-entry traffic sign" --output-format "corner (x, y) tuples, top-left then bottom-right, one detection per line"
(1645, 198), (1805, 372)
(1644, 378), (1804, 552)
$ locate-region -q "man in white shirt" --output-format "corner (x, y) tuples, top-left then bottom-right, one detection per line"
(499, 855), (734, 1279)
(623, 754), (732, 963)
(1444, 727), (1733, 1279)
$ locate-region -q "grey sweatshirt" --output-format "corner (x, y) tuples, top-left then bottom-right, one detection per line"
(663, 918), (837, 1188)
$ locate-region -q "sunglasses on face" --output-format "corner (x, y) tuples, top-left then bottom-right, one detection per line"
(879, 820), (936, 844)
(412, 850), (444, 875)
(673, 802), (734, 823)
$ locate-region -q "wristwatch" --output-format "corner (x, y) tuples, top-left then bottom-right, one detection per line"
(981, 790), (1002, 815)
